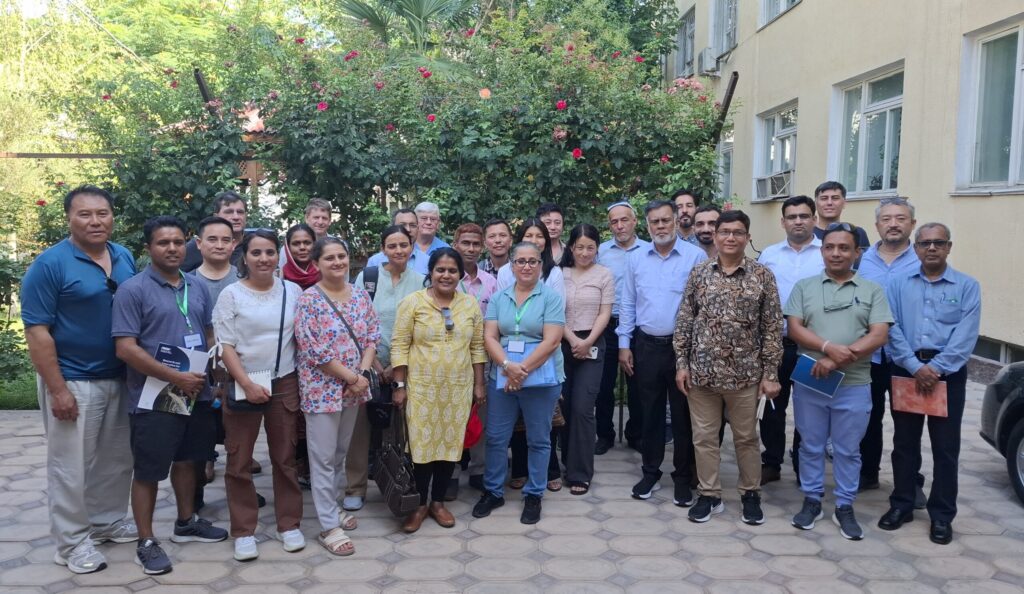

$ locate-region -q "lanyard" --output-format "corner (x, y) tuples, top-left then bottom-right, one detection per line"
(174, 271), (193, 331)
(459, 279), (481, 301)
(513, 294), (536, 335)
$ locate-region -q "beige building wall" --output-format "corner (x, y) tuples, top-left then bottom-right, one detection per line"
(670, 0), (1024, 357)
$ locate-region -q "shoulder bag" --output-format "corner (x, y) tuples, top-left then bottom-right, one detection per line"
(315, 286), (382, 403)
(374, 406), (421, 517)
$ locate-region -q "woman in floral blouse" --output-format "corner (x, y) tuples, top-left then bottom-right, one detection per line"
(294, 237), (380, 557)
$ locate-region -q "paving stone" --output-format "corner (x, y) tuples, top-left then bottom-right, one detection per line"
(0, 562), (71, 586)
(888, 534), (964, 556)
(234, 561), (307, 584)
(542, 557), (616, 580)
(993, 556), (1024, 577)
(766, 555), (840, 578)
(960, 534), (1024, 555)
(749, 534), (821, 556)
(0, 541), (30, 562)
(312, 559), (387, 582)
(465, 558), (540, 581)
(678, 535), (749, 556)
(696, 556), (768, 579)
(818, 534), (893, 556)
(616, 556), (691, 580)
(838, 557), (917, 581)
(786, 580), (863, 594)
(469, 535), (536, 557)
(546, 581), (623, 594)
(601, 516), (667, 536)
(597, 501), (656, 518)
(465, 582), (540, 594)
(394, 535), (463, 558)
(390, 557), (463, 581)
(864, 581), (939, 594)
(625, 581), (703, 594)
(539, 516), (600, 534)
(913, 555), (994, 579)
(0, 522), (49, 542)
(383, 582), (465, 593)
(943, 580), (1024, 594)
(540, 534), (608, 557)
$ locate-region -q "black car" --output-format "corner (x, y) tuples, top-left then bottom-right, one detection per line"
(980, 362), (1024, 505)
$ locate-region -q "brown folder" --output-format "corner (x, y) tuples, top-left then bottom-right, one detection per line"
(891, 376), (947, 418)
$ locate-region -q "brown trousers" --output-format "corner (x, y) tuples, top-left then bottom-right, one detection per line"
(344, 404), (370, 498)
(688, 383), (762, 498)
(222, 372), (302, 537)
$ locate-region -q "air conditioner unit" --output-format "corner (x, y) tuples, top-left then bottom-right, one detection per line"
(755, 170), (793, 200)
(697, 48), (719, 75)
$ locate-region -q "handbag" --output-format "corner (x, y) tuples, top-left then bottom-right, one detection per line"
(316, 286), (383, 403)
(464, 403), (483, 448)
(374, 406), (420, 517)
(496, 342), (558, 390)
(366, 383), (393, 430)
(227, 282), (287, 412)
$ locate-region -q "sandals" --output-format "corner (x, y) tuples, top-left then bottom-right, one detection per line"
(547, 478), (563, 492)
(318, 527), (354, 556)
(508, 477), (526, 490)
(338, 511), (358, 531)
(569, 482), (590, 496)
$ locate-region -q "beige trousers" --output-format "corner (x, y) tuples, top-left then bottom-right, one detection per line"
(688, 383), (762, 498)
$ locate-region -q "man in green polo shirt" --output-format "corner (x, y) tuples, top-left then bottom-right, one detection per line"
(784, 223), (893, 541)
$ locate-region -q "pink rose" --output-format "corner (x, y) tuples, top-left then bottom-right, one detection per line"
(572, 148), (583, 159)
(427, 114), (436, 122)
(316, 101), (328, 111)
(556, 100), (567, 111)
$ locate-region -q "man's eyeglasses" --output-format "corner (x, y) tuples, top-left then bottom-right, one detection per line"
(441, 307), (455, 332)
(715, 229), (748, 238)
(784, 213), (813, 221)
(105, 277), (118, 294)
(915, 240), (950, 249)
(825, 222), (856, 233)
(512, 258), (541, 268)
(823, 285), (860, 312)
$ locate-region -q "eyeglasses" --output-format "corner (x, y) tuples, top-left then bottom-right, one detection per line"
(823, 285), (860, 312)
(784, 213), (813, 221)
(512, 258), (541, 268)
(914, 240), (950, 249)
(105, 276), (118, 294)
(825, 222), (856, 233)
(441, 307), (454, 332)
(715, 229), (748, 238)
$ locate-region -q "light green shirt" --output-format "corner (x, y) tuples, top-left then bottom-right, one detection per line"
(355, 265), (424, 367)
(783, 272), (893, 385)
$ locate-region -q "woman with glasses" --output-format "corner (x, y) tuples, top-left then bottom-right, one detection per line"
(294, 237), (380, 556)
(559, 224), (614, 495)
(213, 230), (305, 561)
(473, 241), (566, 525)
(389, 248), (487, 532)
(342, 225), (424, 513)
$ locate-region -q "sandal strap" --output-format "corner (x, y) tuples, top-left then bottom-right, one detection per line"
(321, 528), (351, 547)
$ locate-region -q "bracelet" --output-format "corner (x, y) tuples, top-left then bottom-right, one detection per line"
(821, 340), (830, 353)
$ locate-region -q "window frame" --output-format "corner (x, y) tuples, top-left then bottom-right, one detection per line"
(753, 102), (798, 202)
(711, 0), (738, 57)
(836, 69), (905, 198)
(759, 0), (800, 29)
(718, 131), (734, 201)
(676, 7), (696, 78)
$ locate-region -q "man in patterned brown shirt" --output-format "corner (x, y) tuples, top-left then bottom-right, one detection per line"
(673, 210), (784, 525)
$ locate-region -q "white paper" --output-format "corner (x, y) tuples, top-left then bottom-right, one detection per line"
(235, 369), (273, 401)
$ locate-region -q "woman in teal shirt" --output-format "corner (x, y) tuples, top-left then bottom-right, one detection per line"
(472, 242), (565, 525)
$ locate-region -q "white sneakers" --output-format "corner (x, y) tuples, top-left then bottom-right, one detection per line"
(54, 539), (107, 574)
(235, 530), (306, 561)
(91, 519), (139, 544)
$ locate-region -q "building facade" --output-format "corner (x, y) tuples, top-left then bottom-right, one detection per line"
(669, 0), (1024, 361)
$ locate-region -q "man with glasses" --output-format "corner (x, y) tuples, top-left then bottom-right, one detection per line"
(692, 205), (721, 259)
(674, 210), (782, 525)
(855, 197), (920, 493)
(410, 201), (449, 275)
(785, 222), (892, 540)
(366, 208), (421, 269)
(597, 201), (649, 454)
(757, 196), (824, 485)
(812, 181), (870, 267)
(878, 223), (980, 545)
(619, 200), (705, 504)
(22, 185), (138, 574)
(182, 191), (248, 272)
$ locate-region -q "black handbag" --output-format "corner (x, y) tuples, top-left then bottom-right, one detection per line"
(374, 406), (420, 517)
(316, 286), (383, 403)
(226, 282), (287, 412)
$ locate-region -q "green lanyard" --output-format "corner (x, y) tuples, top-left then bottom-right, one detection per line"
(174, 271), (193, 331)
(513, 294), (536, 336)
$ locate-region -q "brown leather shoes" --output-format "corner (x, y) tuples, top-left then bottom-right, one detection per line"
(428, 502), (456, 528)
(402, 505), (429, 533)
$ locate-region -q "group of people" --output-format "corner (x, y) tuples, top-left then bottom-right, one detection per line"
(20, 179), (980, 578)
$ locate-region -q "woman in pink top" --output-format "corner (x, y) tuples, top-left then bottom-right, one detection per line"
(559, 224), (614, 495)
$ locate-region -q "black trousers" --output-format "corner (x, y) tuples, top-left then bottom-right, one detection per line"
(889, 365), (967, 522)
(414, 460), (456, 505)
(634, 331), (694, 483)
(597, 318), (642, 444)
(510, 429), (561, 480)
(859, 359), (892, 480)
(760, 341), (798, 469)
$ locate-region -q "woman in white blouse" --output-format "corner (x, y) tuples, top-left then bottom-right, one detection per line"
(213, 230), (304, 562)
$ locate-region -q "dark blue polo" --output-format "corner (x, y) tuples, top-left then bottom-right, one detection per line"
(21, 239), (137, 380)
(111, 265), (214, 412)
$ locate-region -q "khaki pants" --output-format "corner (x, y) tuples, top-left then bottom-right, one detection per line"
(344, 405), (369, 498)
(688, 384), (761, 498)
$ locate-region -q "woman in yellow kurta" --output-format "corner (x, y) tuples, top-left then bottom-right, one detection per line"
(391, 248), (487, 533)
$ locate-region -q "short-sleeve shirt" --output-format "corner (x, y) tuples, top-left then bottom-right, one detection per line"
(212, 279), (301, 379)
(111, 266), (215, 412)
(195, 265), (238, 309)
(20, 239), (137, 380)
(562, 264), (615, 332)
(783, 272), (893, 385)
(484, 282), (566, 381)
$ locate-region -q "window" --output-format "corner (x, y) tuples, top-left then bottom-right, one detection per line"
(761, 0), (799, 26)
(676, 8), (696, 78)
(718, 131), (734, 200)
(971, 27), (1024, 186)
(755, 104), (797, 200)
(838, 70), (904, 195)
(712, 0), (738, 56)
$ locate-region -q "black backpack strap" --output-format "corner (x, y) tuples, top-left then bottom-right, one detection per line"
(362, 266), (379, 302)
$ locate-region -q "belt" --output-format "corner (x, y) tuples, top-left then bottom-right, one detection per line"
(915, 349), (940, 362)
(782, 337), (798, 348)
(636, 330), (673, 345)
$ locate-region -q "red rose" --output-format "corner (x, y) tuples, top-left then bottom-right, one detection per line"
(566, 44), (575, 52)
(556, 100), (567, 111)
(170, 80), (179, 89)
(634, 55), (645, 63)
(385, 123), (396, 132)
(101, 94), (111, 101)
(316, 101), (328, 111)
(417, 66), (426, 73)
(698, 95), (708, 102)
(374, 81), (385, 90)
(427, 114), (436, 122)
(611, 50), (622, 59)
(572, 148), (583, 159)
(660, 154), (670, 164)
(465, 28), (475, 37)
(295, 37), (305, 44)
(422, 70), (432, 79)
(36, 199), (47, 206)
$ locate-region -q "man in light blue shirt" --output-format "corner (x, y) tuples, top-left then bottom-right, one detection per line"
(618, 200), (706, 505)
(595, 201), (650, 454)
(855, 197), (921, 491)
(878, 222), (980, 546)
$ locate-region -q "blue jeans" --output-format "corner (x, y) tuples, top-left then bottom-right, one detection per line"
(483, 380), (562, 497)
(792, 383), (871, 507)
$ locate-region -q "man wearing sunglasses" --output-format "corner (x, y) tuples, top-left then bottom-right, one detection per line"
(879, 223), (980, 545)
(784, 222), (893, 541)
(21, 185), (138, 574)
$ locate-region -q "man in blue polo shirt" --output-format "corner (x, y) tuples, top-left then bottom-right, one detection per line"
(112, 216), (228, 575)
(22, 185), (138, 575)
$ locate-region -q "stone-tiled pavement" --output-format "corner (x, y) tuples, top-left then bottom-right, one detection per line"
(2, 381), (1023, 593)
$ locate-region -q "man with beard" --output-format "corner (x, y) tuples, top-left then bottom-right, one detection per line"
(692, 205), (721, 259)
(672, 189), (701, 246)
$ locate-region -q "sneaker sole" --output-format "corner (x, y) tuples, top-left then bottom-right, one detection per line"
(92, 535), (139, 544)
(54, 552), (107, 574)
(741, 514), (766, 525)
(277, 532), (306, 552)
(688, 502), (725, 523)
(134, 555), (171, 575)
(234, 550), (259, 561)
(169, 534), (227, 544)
(631, 482), (662, 500)
(673, 495), (697, 507)
(832, 514), (864, 540)
(791, 510), (824, 530)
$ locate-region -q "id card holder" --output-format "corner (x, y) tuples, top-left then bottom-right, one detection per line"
(184, 333), (203, 349)
(507, 340), (526, 354)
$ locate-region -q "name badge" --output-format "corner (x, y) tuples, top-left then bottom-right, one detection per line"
(184, 333), (203, 349)
(507, 340), (526, 354)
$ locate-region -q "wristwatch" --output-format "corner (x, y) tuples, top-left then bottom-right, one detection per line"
(392, 381), (406, 390)
(501, 359), (510, 371)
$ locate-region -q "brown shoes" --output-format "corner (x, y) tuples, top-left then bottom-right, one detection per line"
(402, 505), (430, 533)
(428, 502), (456, 528)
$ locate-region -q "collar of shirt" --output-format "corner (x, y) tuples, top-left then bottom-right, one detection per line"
(601, 237), (647, 253)
(710, 256), (752, 276)
(819, 270), (863, 287)
(645, 238), (690, 260)
(68, 240), (130, 267)
(497, 280), (545, 304)
(861, 241), (918, 268)
(909, 266), (959, 285)
(145, 265), (189, 289)
(781, 237), (821, 253)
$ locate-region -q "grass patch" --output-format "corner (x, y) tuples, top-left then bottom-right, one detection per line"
(0, 371), (38, 410)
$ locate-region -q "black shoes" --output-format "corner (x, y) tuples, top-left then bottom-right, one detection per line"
(521, 494), (542, 524)
(760, 465), (781, 485)
(673, 482), (696, 507)
(877, 507), (914, 531)
(930, 520), (953, 545)
(740, 491), (764, 525)
(468, 474), (485, 493)
(594, 438), (613, 456)
(688, 495), (724, 523)
(858, 475), (880, 491)
(631, 476), (661, 500)
(472, 492), (505, 518)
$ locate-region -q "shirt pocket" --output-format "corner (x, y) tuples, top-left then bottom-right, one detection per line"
(936, 300), (962, 324)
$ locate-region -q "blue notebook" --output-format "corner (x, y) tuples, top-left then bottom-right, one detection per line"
(792, 354), (845, 397)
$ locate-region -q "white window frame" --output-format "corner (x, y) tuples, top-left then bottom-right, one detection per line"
(834, 68), (904, 198)
(759, 0), (800, 28)
(955, 21), (1024, 192)
(753, 102), (798, 202)
(710, 0), (738, 57)
(676, 8), (696, 78)
(718, 131), (734, 201)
